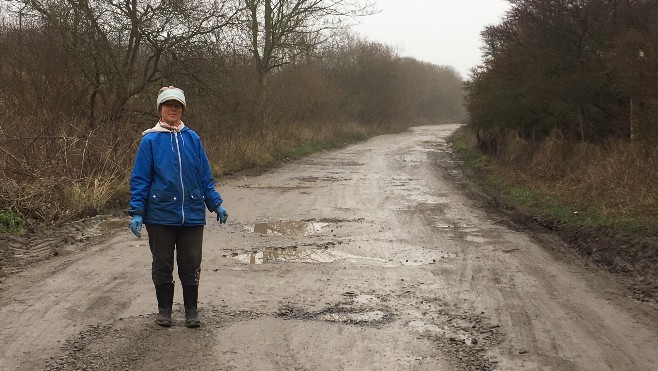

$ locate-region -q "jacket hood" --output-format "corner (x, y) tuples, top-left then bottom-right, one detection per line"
(142, 121), (187, 135)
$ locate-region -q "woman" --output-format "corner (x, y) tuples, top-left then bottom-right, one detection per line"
(128, 86), (228, 328)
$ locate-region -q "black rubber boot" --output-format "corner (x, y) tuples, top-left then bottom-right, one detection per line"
(155, 283), (174, 327)
(183, 285), (200, 328)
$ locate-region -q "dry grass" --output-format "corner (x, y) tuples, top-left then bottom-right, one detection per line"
(564, 141), (657, 216)
(471, 128), (658, 221)
(0, 117), (135, 225)
(0, 116), (387, 228)
(207, 120), (372, 176)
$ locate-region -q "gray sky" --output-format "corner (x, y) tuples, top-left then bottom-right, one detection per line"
(352, 0), (511, 79)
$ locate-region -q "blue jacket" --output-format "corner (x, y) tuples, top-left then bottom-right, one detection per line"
(129, 125), (223, 226)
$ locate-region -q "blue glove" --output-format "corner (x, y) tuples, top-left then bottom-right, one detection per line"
(130, 215), (143, 238)
(216, 205), (228, 224)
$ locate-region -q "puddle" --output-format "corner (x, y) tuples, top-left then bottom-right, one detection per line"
(278, 304), (393, 326)
(251, 220), (329, 236)
(232, 247), (442, 267)
(235, 248), (338, 264)
(438, 224), (508, 245)
(321, 310), (387, 323)
(233, 247), (394, 266)
(99, 220), (126, 232)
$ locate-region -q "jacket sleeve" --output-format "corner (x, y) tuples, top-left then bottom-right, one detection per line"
(197, 138), (223, 212)
(129, 137), (153, 217)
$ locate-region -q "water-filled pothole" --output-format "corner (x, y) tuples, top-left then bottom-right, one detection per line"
(320, 310), (388, 324)
(250, 220), (329, 236)
(232, 247), (396, 265)
(99, 220), (126, 232)
(277, 304), (394, 326)
(234, 247), (376, 264)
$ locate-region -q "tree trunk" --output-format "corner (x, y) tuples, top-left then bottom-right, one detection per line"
(629, 97), (637, 142)
(578, 105), (585, 143)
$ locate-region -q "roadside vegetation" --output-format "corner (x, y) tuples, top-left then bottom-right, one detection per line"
(450, 127), (658, 235)
(459, 0), (658, 236)
(0, 0), (465, 232)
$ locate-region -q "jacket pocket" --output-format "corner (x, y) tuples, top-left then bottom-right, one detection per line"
(187, 189), (206, 219)
(147, 191), (180, 222)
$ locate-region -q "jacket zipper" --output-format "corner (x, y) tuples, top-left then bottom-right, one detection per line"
(174, 132), (185, 224)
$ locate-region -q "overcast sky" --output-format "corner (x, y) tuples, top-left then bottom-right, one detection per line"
(352, 0), (511, 79)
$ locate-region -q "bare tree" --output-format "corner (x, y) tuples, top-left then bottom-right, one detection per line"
(238, 0), (372, 125)
(19, 0), (237, 124)
(242, 0), (371, 85)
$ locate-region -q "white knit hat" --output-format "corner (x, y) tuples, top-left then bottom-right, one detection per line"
(157, 86), (186, 109)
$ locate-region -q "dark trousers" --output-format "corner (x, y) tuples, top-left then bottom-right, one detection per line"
(145, 224), (203, 285)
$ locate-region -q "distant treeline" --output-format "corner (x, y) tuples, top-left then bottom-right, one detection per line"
(0, 1), (465, 131)
(0, 0), (465, 224)
(466, 0), (657, 143)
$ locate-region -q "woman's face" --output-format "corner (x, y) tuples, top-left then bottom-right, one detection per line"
(160, 100), (184, 125)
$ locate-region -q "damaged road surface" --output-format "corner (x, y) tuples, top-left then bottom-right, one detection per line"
(1, 125), (657, 370)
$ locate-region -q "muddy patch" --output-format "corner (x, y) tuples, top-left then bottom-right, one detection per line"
(398, 295), (503, 371)
(406, 202), (450, 214)
(298, 159), (364, 167)
(229, 241), (449, 267)
(232, 245), (394, 265)
(246, 217), (365, 236)
(99, 219), (126, 233)
(293, 175), (351, 183)
(277, 303), (394, 327)
(0, 214), (124, 277)
(43, 307), (262, 371)
(250, 220), (329, 236)
(238, 184), (312, 191)
(441, 224), (509, 245)
(277, 291), (502, 371)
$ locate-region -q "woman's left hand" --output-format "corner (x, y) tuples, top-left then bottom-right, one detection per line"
(216, 206), (228, 224)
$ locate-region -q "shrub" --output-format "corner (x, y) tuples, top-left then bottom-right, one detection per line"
(0, 209), (26, 235)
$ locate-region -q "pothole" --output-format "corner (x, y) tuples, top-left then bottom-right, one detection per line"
(320, 310), (387, 324)
(99, 219), (126, 232)
(277, 304), (394, 327)
(230, 244), (450, 266)
(250, 220), (329, 236)
(232, 247), (392, 265)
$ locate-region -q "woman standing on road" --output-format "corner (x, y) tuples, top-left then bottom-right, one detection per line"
(128, 86), (228, 328)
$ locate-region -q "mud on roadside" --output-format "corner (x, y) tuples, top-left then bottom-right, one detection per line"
(43, 296), (502, 371)
(0, 213), (126, 279)
(437, 142), (658, 305)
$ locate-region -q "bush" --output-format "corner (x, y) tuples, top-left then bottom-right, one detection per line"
(0, 209), (26, 235)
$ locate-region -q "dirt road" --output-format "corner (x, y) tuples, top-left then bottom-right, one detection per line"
(1, 125), (657, 371)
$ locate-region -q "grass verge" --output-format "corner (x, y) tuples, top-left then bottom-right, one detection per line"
(448, 126), (658, 236)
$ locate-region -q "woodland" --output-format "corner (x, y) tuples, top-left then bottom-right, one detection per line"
(463, 0), (657, 229)
(0, 0), (465, 228)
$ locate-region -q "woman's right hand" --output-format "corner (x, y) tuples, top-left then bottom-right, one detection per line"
(130, 215), (143, 238)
